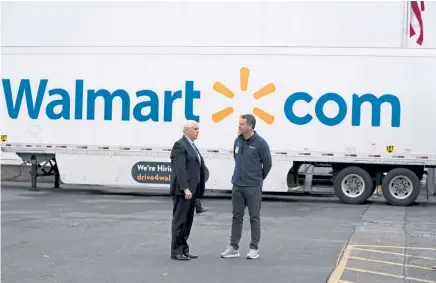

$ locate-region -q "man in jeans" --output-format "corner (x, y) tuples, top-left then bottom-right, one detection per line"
(221, 114), (272, 259)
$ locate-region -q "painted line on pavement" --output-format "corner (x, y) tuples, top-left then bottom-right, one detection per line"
(348, 256), (435, 270)
(327, 245), (352, 283)
(351, 247), (436, 261)
(345, 267), (436, 283)
(327, 244), (436, 283)
(350, 245), (436, 251)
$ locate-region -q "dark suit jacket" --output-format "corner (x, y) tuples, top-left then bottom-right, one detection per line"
(170, 136), (206, 198)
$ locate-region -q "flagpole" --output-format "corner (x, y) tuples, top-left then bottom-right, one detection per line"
(401, 1), (410, 48)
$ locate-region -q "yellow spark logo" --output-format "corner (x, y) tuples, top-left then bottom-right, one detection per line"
(211, 67), (276, 125)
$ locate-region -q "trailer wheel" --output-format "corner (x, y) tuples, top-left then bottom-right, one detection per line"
(205, 166), (210, 183)
(333, 166), (373, 204)
(381, 168), (420, 206)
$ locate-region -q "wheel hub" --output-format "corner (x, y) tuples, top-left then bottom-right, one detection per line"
(389, 176), (412, 199)
(341, 174), (365, 197)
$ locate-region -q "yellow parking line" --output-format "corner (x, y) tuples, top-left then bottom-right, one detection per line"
(350, 245), (436, 251)
(351, 247), (436, 261)
(328, 245), (436, 283)
(345, 267), (436, 283)
(327, 245), (352, 283)
(348, 256), (434, 270)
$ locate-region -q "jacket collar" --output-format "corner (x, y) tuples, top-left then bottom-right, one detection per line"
(183, 135), (194, 145)
(182, 136), (200, 161)
(238, 131), (257, 141)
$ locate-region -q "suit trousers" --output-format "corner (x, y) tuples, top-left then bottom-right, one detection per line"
(171, 184), (199, 256)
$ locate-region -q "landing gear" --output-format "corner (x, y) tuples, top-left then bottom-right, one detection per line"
(17, 153), (60, 191)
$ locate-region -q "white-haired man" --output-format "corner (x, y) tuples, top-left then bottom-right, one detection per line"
(169, 120), (207, 260)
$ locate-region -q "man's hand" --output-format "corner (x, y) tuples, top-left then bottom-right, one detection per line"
(184, 188), (192, 199)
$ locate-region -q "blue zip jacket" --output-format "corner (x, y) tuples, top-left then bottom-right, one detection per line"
(231, 131), (272, 187)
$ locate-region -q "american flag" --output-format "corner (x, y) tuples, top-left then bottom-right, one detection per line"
(409, 1), (425, 45)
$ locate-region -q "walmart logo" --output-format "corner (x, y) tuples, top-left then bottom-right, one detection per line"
(212, 67), (276, 125)
(2, 68), (401, 128)
(211, 66), (401, 127)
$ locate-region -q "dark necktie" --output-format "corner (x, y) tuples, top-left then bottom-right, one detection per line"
(192, 143), (201, 165)
(192, 142), (201, 183)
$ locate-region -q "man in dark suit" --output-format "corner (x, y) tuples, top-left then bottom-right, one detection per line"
(170, 120), (206, 260)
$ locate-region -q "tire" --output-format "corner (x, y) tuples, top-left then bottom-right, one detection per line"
(333, 166), (374, 204)
(204, 166), (210, 183)
(381, 168), (420, 206)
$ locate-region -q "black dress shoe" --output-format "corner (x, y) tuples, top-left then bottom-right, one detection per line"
(183, 253), (198, 259)
(196, 208), (208, 214)
(171, 254), (190, 260)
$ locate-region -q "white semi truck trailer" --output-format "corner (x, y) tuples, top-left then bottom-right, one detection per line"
(1, 1), (435, 206)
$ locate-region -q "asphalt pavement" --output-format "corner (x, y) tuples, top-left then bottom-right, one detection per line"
(2, 183), (436, 283)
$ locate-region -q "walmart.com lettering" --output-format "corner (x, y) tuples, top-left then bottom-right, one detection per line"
(2, 79), (401, 127)
(284, 91), (401, 127)
(2, 79), (200, 122)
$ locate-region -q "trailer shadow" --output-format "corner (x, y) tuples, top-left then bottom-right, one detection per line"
(3, 182), (435, 207)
